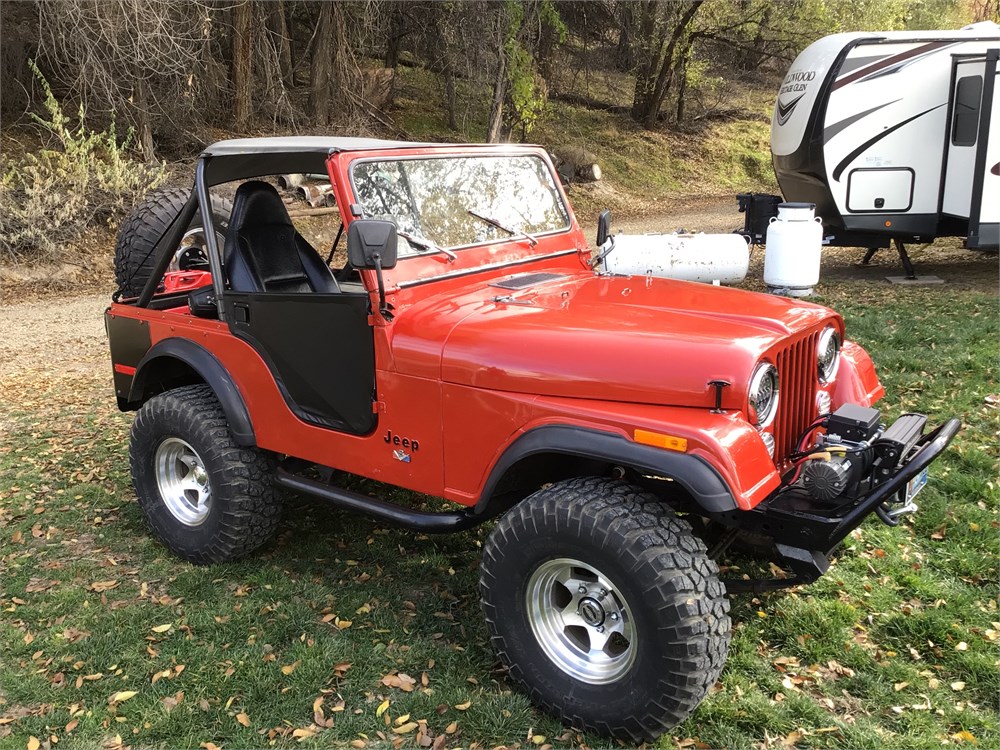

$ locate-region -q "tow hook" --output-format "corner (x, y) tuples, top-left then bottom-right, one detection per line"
(876, 500), (918, 526)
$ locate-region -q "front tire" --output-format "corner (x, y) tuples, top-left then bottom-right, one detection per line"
(480, 477), (730, 742)
(130, 385), (280, 564)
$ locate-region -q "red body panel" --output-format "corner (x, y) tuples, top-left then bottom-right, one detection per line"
(107, 144), (886, 512)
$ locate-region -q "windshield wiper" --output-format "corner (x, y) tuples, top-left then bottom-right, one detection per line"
(397, 230), (457, 261)
(467, 210), (539, 247)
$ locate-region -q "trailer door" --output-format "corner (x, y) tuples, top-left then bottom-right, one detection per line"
(942, 58), (987, 219)
(967, 49), (999, 249)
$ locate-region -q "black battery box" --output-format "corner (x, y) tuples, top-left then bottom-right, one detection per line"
(826, 404), (881, 443)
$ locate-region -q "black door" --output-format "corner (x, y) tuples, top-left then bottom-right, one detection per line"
(224, 292), (377, 435)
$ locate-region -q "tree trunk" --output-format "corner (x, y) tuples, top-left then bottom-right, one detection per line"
(630, 0), (663, 121)
(232, 0), (254, 130)
(674, 42), (691, 123)
(536, 11), (558, 82)
(615, 1), (635, 72)
(444, 62), (458, 130)
(577, 163), (602, 182)
(267, 0), (293, 87)
(309, 1), (334, 125)
(385, 2), (411, 69)
(486, 46), (507, 143)
(431, 3), (459, 130)
(640, 0), (703, 129)
(133, 76), (156, 163)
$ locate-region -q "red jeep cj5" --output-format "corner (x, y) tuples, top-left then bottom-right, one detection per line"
(106, 137), (959, 741)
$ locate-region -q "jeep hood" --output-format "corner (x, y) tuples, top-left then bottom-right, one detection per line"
(392, 273), (839, 410)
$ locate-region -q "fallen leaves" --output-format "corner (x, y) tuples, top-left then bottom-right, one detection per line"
(151, 623), (172, 634)
(380, 672), (416, 692)
(235, 712), (250, 728)
(88, 580), (119, 593)
(281, 660), (301, 676)
(161, 692), (184, 713)
(111, 690), (137, 703)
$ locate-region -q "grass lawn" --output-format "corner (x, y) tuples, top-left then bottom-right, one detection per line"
(0, 281), (997, 750)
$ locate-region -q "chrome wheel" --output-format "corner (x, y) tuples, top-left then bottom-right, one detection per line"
(525, 557), (637, 684)
(155, 437), (211, 526)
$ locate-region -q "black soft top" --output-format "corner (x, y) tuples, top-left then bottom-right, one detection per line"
(199, 136), (520, 186)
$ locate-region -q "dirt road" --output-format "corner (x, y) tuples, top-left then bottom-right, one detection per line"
(0, 293), (109, 380)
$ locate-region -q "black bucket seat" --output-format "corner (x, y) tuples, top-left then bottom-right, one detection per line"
(225, 180), (340, 294)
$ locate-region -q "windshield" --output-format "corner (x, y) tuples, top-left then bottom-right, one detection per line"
(350, 154), (570, 255)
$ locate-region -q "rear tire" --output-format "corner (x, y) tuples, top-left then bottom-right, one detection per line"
(480, 477), (730, 742)
(130, 384), (280, 564)
(114, 187), (232, 299)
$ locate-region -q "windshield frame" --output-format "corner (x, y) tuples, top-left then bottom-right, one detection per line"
(346, 152), (573, 258)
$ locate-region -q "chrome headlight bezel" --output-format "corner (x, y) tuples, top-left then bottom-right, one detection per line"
(748, 362), (780, 429)
(817, 327), (842, 384)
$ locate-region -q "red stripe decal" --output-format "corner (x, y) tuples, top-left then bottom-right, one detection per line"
(832, 41), (949, 90)
(114, 363), (137, 376)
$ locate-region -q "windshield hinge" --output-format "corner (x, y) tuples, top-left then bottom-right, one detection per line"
(491, 295), (535, 307)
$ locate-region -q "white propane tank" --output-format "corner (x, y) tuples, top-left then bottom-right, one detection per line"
(763, 202), (824, 296)
(599, 232), (749, 285)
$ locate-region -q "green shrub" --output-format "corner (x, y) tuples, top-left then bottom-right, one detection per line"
(0, 62), (165, 264)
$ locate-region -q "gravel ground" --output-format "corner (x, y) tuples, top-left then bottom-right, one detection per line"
(0, 293), (109, 379)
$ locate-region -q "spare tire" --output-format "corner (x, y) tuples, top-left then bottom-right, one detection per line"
(114, 187), (233, 299)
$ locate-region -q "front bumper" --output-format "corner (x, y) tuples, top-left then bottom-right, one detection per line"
(714, 414), (961, 587)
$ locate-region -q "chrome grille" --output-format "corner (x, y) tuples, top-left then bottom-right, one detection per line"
(773, 332), (820, 460)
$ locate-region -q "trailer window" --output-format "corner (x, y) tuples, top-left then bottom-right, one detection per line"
(952, 75), (983, 147)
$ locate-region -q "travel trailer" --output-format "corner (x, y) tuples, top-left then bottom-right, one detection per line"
(764, 21), (999, 265)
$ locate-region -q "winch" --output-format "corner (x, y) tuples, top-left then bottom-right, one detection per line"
(797, 404), (928, 505)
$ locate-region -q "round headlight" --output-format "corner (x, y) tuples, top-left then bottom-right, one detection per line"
(817, 327), (841, 383)
(748, 363), (779, 428)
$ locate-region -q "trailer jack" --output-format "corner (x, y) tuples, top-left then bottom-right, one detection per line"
(860, 238), (918, 279)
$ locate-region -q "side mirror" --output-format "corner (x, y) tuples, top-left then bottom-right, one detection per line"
(347, 219), (398, 270)
(596, 209), (612, 247)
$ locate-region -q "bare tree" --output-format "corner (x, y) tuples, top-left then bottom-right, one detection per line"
(631, 0), (703, 128)
(266, 0), (294, 88)
(36, 0), (212, 161)
(232, 0), (255, 130)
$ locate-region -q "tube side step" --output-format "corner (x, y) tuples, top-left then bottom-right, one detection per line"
(274, 466), (482, 533)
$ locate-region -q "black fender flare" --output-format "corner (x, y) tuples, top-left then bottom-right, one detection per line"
(129, 338), (256, 446)
(475, 425), (737, 515)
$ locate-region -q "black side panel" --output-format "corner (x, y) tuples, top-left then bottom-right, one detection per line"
(968, 50), (999, 249)
(841, 212), (941, 241)
(476, 425), (737, 515)
(224, 292), (376, 435)
(129, 338), (256, 446)
(105, 312), (151, 399)
(967, 222), (999, 249)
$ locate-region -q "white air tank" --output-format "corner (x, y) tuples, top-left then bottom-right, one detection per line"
(599, 232), (749, 285)
(763, 202), (824, 296)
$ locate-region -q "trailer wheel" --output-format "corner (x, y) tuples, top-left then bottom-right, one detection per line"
(480, 477), (731, 742)
(114, 187), (232, 299)
(130, 384), (280, 564)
